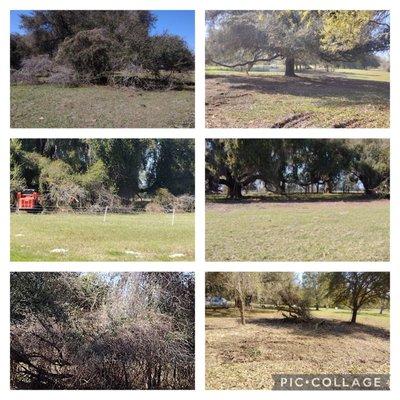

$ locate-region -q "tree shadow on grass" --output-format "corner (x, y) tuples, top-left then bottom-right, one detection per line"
(206, 74), (390, 106)
(206, 193), (388, 205)
(248, 316), (390, 340)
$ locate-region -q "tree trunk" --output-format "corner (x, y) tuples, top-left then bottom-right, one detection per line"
(285, 56), (296, 77)
(364, 187), (374, 196)
(315, 303), (319, 311)
(228, 182), (242, 199)
(279, 181), (286, 194)
(245, 62), (254, 75)
(147, 365), (153, 389)
(325, 180), (333, 193)
(237, 297), (246, 325)
(156, 365), (162, 388)
(350, 307), (358, 324)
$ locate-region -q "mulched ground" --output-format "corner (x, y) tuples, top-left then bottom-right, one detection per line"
(206, 313), (390, 390)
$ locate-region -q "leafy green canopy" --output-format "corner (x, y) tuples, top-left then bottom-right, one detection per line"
(206, 11), (389, 75)
(206, 139), (389, 198)
(206, 272), (390, 325)
(10, 139), (195, 207)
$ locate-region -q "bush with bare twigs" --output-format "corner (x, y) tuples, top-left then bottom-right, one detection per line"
(10, 272), (195, 390)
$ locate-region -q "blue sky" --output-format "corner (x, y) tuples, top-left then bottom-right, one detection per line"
(10, 10), (195, 51)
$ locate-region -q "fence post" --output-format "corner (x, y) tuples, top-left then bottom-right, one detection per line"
(171, 208), (175, 226)
(103, 206), (109, 222)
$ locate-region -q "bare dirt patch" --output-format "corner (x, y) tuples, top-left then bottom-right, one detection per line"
(271, 112), (313, 128)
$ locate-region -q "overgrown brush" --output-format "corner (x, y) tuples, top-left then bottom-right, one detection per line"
(10, 272), (195, 390)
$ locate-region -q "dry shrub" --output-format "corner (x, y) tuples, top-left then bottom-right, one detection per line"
(174, 194), (195, 212)
(10, 272), (195, 390)
(275, 287), (311, 321)
(153, 188), (176, 211)
(11, 55), (53, 84)
(47, 65), (79, 87)
(145, 202), (164, 213)
(20, 54), (53, 76)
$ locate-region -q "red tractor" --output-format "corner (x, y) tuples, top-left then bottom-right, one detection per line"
(16, 189), (43, 213)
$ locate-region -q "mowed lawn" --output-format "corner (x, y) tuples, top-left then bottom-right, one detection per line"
(206, 308), (390, 390)
(206, 199), (389, 261)
(11, 84), (195, 128)
(11, 212), (195, 261)
(205, 69), (389, 128)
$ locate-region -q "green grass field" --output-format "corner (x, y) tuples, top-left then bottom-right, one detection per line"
(206, 199), (389, 261)
(310, 308), (389, 329)
(10, 84), (195, 128)
(206, 307), (390, 329)
(205, 68), (389, 128)
(11, 212), (195, 261)
(206, 66), (390, 82)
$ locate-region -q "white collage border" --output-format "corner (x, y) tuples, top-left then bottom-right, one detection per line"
(0, 0), (398, 399)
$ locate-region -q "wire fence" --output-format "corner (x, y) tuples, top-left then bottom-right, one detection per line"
(10, 205), (193, 215)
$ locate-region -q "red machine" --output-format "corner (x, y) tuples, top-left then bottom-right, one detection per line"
(16, 189), (42, 212)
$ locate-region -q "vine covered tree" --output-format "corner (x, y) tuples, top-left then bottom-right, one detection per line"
(10, 138), (195, 208)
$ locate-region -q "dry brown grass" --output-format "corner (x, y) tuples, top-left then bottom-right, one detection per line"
(205, 309), (389, 390)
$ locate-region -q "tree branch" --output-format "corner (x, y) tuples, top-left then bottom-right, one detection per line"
(210, 54), (280, 68)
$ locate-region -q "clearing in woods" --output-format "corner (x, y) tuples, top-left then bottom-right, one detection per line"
(205, 307), (390, 390)
(10, 84), (195, 128)
(205, 196), (389, 261)
(205, 69), (389, 128)
(10, 212), (195, 261)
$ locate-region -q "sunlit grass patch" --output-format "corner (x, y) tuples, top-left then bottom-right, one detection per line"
(11, 84), (195, 128)
(206, 199), (389, 261)
(11, 212), (195, 261)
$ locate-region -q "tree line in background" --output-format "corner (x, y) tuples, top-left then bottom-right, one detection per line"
(11, 11), (194, 88)
(206, 272), (390, 325)
(206, 10), (390, 76)
(11, 272), (195, 389)
(206, 139), (390, 199)
(11, 139), (195, 211)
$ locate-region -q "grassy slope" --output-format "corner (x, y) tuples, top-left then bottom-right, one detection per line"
(11, 213), (195, 261)
(11, 85), (195, 128)
(206, 199), (389, 261)
(205, 68), (389, 128)
(206, 308), (390, 389)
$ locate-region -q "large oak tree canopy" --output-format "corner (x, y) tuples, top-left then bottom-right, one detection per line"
(327, 272), (390, 323)
(206, 139), (389, 199)
(206, 10), (390, 77)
